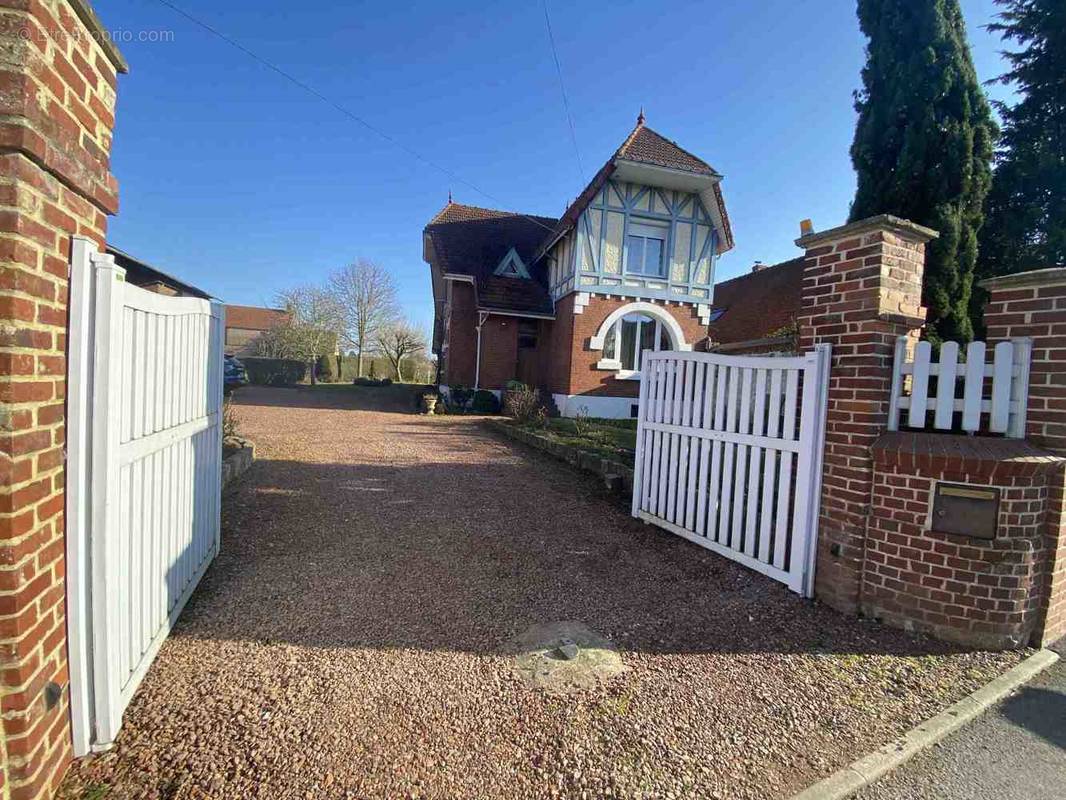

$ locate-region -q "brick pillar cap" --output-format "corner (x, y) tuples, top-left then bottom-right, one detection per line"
(69, 0), (129, 73)
(979, 266), (1066, 292)
(794, 214), (939, 248)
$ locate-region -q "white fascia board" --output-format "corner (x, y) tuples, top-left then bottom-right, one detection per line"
(478, 307), (555, 320)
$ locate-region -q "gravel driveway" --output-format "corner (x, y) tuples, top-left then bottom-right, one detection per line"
(61, 385), (1024, 800)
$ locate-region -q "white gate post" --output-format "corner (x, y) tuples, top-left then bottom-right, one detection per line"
(211, 301), (225, 554)
(65, 237), (95, 757)
(88, 250), (126, 748)
(801, 344), (831, 597)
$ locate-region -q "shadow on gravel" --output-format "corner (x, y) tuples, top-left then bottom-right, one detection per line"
(230, 383), (430, 413)
(180, 446), (984, 662)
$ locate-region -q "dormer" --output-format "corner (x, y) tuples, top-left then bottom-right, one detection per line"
(534, 114), (733, 306)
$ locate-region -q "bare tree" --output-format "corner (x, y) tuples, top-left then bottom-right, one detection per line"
(272, 286), (343, 384)
(329, 259), (399, 378)
(376, 321), (427, 384)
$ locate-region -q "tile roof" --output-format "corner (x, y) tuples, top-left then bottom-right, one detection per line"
(706, 257), (805, 346)
(616, 124), (717, 175)
(106, 245), (212, 299)
(224, 304), (290, 331)
(479, 276), (553, 315)
(425, 203), (558, 315)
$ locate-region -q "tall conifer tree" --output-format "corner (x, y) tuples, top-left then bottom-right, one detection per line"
(978, 0), (1066, 281)
(849, 0), (996, 343)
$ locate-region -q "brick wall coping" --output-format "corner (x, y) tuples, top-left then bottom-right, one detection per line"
(794, 214), (939, 248)
(68, 0), (129, 73)
(872, 431), (1065, 477)
(979, 267), (1066, 291)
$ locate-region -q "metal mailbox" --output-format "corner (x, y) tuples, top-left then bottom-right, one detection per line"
(931, 483), (1000, 540)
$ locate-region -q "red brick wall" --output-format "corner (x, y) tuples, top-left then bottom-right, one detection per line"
(542, 294), (575, 395)
(982, 268), (1066, 645)
(796, 217), (935, 614)
(442, 283), (476, 387)
(0, 2), (123, 797)
(565, 295), (706, 398)
(476, 315), (518, 390)
(866, 434), (1061, 649)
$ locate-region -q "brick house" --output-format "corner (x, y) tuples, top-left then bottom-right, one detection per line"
(705, 257), (804, 352)
(223, 304), (289, 357)
(424, 114), (733, 417)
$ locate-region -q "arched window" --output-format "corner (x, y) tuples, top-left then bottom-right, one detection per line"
(590, 301), (690, 378)
(603, 313), (672, 373)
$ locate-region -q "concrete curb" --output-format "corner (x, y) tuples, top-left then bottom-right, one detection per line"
(790, 648), (1060, 800)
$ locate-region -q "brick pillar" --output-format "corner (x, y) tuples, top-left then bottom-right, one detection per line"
(796, 215), (938, 613)
(982, 268), (1066, 645)
(0, 2), (124, 797)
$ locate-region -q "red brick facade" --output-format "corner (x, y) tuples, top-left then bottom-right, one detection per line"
(564, 295), (705, 398)
(796, 216), (935, 614)
(0, 2), (123, 797)
(442, 289), (705, 402)
(865, 434), (1062, 649)
(982, 268), (1066, 645)
(796, 219), (1066, 649)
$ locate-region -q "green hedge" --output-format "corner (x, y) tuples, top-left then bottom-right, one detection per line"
(242, 357), (306, 386)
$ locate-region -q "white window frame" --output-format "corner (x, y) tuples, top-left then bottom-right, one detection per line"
(604, 314), (668, 379)
(589, 301), (691, 378)
(625, 219), (669, 278)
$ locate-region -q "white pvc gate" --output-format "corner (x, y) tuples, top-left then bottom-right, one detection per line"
(66, 238), (224, 754)
(632, 346), (831, 596)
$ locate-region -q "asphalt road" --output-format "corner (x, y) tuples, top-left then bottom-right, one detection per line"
(858, 650), (1066, 800)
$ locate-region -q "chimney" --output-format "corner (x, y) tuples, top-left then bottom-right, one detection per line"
(799, 218), (815, 237)
(752, 260), (767, 273)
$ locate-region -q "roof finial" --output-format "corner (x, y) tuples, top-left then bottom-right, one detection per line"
(448, 188), (453, 203)
(637, 106), (645, 126)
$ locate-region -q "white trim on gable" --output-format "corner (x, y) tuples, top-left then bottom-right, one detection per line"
(493, 247), (531, 279)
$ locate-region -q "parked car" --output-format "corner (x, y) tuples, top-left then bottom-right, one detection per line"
(224, 355), (248, 394)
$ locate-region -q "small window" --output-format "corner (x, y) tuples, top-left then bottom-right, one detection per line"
(518, 320), (538, 349)
(625, 221), (668, 277)
(707, 307), (727, 322)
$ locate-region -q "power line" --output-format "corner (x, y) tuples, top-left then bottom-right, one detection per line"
(152, 0), (560, 235)
(541, 0), (584, 181)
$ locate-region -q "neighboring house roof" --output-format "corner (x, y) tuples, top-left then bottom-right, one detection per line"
(224, 304), (289, 331)
(532, 115), (734, 263)
(706, 257), (805, 345)
(424, 202), (558, 316)
(106, 246), (212, 299)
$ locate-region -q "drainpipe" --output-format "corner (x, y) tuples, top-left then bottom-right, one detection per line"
(474, 311), (489, 391)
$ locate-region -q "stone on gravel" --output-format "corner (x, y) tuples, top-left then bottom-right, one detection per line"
(512, 621), (626, 694)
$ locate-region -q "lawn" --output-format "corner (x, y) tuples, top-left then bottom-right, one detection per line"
(520, 416), (638, 466)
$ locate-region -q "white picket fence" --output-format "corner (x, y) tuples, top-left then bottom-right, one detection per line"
(887, 336), (1032, 437)
(632, 346), (831, 596)
(66, 238), (224, 754)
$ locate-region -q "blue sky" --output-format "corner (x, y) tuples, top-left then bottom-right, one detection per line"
(95, 0), (1014, 329)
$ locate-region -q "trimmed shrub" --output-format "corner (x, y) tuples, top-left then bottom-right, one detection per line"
(450, 385), (473, 408)
(242, 357), (306, 386)
(315, 354), (338, 383)
(471, 390), (501, 414)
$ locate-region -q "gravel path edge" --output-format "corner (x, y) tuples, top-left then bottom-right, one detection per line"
(790, 648), (1061, 800)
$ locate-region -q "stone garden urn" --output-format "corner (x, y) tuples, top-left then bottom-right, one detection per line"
(422, 393), (438, 415)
